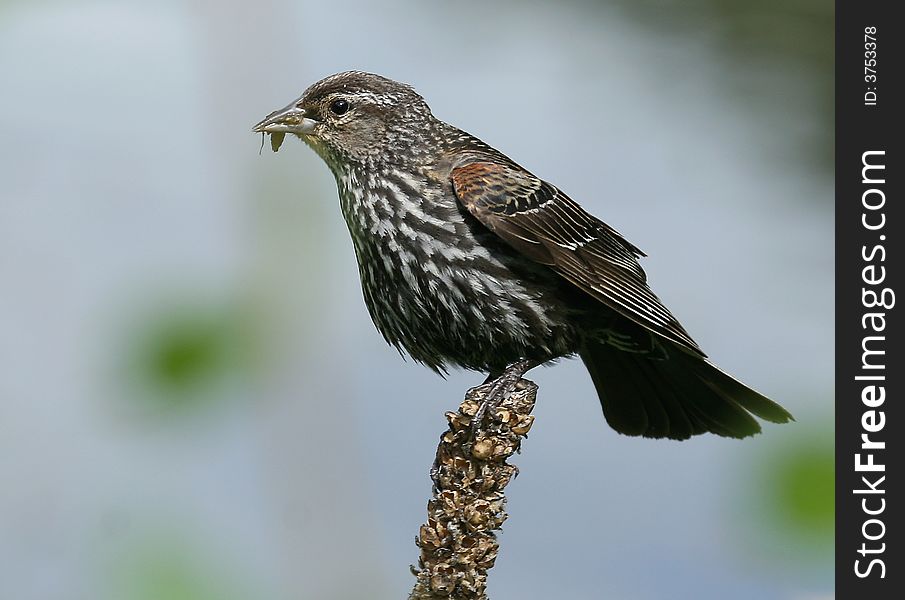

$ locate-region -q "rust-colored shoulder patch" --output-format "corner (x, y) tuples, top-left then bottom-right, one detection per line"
(452, 162), (544, 215)
(451, 162), (508, 204)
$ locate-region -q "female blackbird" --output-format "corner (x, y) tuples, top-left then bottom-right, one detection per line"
(254, 71), (792, 440)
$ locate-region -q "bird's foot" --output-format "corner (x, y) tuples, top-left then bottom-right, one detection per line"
(468, 360), (538, 438)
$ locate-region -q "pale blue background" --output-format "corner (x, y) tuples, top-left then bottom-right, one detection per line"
(1, 1), (833, 598)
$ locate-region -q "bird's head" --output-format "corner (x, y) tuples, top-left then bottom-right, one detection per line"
(253, 71), (434, 167)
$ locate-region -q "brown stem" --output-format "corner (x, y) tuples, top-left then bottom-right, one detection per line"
(410, 378), (538, 599)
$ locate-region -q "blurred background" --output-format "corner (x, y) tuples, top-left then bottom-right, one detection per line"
(0, 1), (833, 598)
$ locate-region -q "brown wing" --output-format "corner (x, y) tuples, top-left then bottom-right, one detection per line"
(451, 161), (704, 355)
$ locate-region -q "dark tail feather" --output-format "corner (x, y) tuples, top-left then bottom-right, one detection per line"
(579, 340), (793, 440)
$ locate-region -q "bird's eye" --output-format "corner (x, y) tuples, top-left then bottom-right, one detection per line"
(330, 98), (350, 116)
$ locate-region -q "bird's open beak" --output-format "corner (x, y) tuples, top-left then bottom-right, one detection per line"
(252, 103), (318, 135)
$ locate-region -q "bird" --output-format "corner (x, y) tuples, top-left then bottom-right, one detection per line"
(253, 71), (792, 440)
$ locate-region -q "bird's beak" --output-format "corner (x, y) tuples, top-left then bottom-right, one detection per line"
(252, 103), (318, 135)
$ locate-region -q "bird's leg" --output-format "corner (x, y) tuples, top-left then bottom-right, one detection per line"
(481, 369), (504, 385)
(469, 359), (539, 436)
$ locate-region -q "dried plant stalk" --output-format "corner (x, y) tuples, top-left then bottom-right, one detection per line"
(410, 378), (538, 599)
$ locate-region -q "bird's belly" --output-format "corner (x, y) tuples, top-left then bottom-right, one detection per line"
(351, 231), (579, 372)
(336, 168), (579, 371)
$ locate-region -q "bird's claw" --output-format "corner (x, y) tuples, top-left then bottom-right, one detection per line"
(467, 359), (538, 438)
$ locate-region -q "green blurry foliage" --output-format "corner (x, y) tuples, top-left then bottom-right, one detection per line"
(608, 0), (831, 63)
(109, 537), (251, 600)
(146, 316), (232, 390)
(605, 0), (833, 172)
(769, 443), (834, 536)
(122, 299), (262, 416)
(737, 423), (834, 566)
